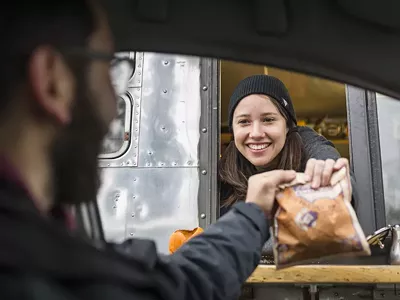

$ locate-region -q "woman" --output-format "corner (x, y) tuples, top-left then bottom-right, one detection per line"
(220, 74), (353, 215)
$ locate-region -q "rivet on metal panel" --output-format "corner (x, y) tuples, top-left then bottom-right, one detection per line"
(133, 162), (137, 166)
(187, 161), (192, 165)
(138, 64), (142, 68)
(201, 128), (207, 133)
(162, 89), (167, 93)
(148, 151), (153, 155)
(160, 163), (165, 166)
(202, 86), (208, 91)
(131, 213), (135, 217)
(132, 195), (136, 199)
(163, 60), (169, 65)
(173, 162), (177, 166)
(161, 126), (165, 130)
(200, 213), (206, 219)
(138, 72), (141, 75)
(130, 232), (134, 236)
(201, 170), (207, 175)
(133, 178), (137, 182)
(107, 164), (110, 167)
(113, 205), (116, 209)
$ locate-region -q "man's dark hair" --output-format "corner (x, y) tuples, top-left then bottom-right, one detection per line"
(0, 1), (95, 113)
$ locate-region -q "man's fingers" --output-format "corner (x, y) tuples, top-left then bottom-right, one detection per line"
(262, 169), (297, 186)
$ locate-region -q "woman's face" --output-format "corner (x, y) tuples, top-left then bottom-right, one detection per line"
(232, 94), (288, 167)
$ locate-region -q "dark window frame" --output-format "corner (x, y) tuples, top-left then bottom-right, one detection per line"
(346, 85), (386, 235)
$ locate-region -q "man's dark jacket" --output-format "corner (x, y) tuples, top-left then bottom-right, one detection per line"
(0, 166), (269, 300)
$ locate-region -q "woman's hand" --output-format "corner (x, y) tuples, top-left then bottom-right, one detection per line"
(304, 158), (349, 189)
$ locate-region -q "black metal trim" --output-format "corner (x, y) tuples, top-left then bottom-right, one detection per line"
(365, 91), (386, 229)
(198, 58), (220, 227)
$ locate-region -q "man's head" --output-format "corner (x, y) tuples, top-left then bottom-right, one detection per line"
(0, 0), (118, 209)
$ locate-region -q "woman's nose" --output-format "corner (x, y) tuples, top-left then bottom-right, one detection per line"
(249, 123), (264, 138)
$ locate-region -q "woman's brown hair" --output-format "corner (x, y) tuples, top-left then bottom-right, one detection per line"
(219, 97), (306, 208)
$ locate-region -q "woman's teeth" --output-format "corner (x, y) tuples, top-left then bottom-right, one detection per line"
(247, 143), (270, 150)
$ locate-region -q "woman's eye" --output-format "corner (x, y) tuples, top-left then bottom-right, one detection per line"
(238, 119), (249, 124)
(263, 118), (275, 122)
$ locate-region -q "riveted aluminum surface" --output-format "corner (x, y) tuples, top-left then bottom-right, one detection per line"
(138, 52), (201, 167)
(128, 51), (143, 88)
(98, 167), (199, 253)
(97, 52), (202, 252)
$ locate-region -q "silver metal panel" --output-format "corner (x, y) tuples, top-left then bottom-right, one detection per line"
(97, 167), (199, 253)
(99, 51), (143, 167)
(97, 52), (202, 252)
(138, 52), (201, 167)
(128, 52), (144, 88)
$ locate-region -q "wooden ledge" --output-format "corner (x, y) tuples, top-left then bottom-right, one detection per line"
(247, 265), (400, 283)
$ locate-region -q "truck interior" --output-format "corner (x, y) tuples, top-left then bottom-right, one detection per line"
(219, 61), (350, 159)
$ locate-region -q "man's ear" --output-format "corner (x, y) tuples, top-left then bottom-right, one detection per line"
(28, 46), (75, 125)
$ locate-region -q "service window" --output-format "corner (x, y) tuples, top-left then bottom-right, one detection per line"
(218, 60), (386, 239)
(99, 94), (132, 158)
(219, 61), (349, 159)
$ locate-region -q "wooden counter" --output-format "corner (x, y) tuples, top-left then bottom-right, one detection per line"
(247, 265), (400, 283)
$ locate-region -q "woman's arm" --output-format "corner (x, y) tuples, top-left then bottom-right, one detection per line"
(298, 126), (341, 161)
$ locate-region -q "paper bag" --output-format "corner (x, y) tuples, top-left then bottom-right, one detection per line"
(272, 167), (371, 269)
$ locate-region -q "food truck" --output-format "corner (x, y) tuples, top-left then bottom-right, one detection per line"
(75, 0), (400, 298)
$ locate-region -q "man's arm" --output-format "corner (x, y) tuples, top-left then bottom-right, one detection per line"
(111, 202), (268, 300)
(156, 202), (269, 300)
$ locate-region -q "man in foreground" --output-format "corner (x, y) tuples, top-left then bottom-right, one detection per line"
(0, 1), (298, 299)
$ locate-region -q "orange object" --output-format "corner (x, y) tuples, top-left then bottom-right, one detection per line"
(169, 227), (204, 254)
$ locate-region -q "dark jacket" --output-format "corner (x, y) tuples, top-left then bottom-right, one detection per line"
(0, 168), (269, 299)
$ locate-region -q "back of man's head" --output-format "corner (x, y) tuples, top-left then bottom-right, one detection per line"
(0, 1), (117, 212)
(0, 0), (95, 115)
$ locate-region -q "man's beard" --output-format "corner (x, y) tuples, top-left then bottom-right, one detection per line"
(51, 80), (109, 207)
